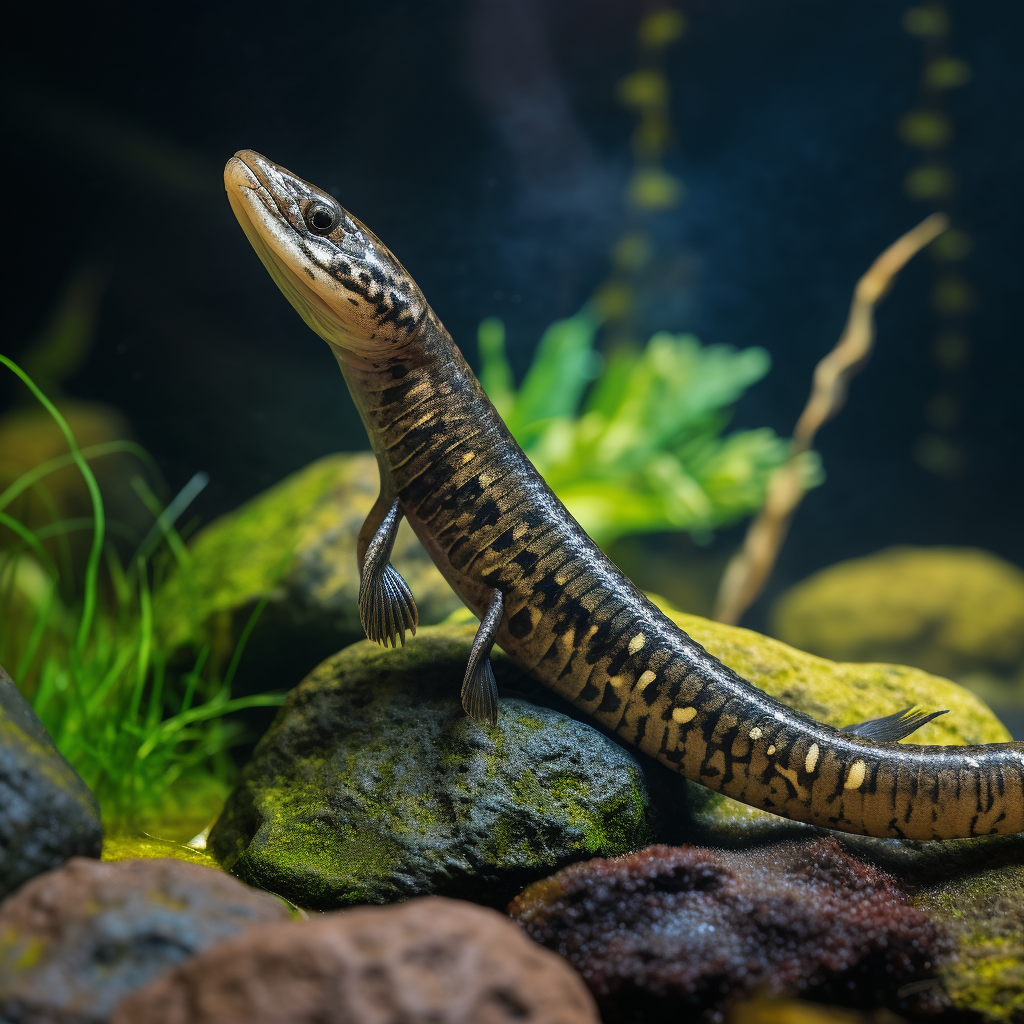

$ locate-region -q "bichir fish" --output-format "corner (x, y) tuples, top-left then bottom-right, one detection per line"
(224, 149), (1024, 841)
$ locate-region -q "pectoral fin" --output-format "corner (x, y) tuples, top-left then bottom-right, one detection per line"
(358, 498), (418, 647)
(841, 706), (948, 742)
(462, 590), (504, 726)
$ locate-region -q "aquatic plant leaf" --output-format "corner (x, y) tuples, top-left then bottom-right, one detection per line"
(505, 310), (600, 440)
(476, 316), (515, 419)
(475, 314), (796, 546)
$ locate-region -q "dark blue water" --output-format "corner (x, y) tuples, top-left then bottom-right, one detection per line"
(2, 0), (1022, 623)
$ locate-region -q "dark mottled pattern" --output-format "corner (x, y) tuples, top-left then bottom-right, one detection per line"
(341, 312), (1024, 841)
(508, 839), (950, 1023)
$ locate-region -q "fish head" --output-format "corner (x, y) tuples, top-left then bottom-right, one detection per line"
(225, 150), (429, 363)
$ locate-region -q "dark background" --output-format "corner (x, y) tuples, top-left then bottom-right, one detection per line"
(2, 0), (1022, 629)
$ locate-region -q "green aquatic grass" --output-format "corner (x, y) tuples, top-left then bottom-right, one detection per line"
(478, 310), (822, 546)
(0, 354), (284, 825)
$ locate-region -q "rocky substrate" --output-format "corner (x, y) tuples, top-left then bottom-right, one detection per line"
(0, 664), (101, 900)
(2, 547), (1022, 1022)
(209, 627), (654, 909)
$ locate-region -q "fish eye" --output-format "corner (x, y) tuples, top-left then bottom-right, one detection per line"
(306, 202), (339, 235)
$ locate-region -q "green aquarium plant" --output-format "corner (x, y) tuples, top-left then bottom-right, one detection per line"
(0, 354), (284, 826)
(478, 309), (821, 546)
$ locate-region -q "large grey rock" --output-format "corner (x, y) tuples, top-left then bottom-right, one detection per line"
(210, 626), (653, 909)
(0, 856), (291, 1024)
(0, 664), (101, 899)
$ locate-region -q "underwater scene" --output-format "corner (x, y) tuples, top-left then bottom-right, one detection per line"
(1, 2), (1022, 1022)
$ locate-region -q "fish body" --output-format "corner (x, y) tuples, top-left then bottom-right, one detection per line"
(225, 150), (1024, 840)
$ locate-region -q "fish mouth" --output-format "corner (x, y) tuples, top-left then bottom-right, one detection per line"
(224, 150), (298, 226)
(224, 150), (344, 345)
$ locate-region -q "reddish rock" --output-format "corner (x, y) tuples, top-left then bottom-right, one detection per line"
(0, 857), (290, 1024)
(509, 839), (949, 1023)
(111, 895), (599, 1024)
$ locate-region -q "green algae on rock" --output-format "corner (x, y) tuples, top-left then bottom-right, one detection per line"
(209, 626), (652, 909)
(659, 595), (1012, 747)
(153, 453), (461, 684)
(770, 546), (1024, 684)
(912, 864), (1024, 1024)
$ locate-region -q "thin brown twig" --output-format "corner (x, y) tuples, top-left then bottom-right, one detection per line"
(713, 212), (949, 626)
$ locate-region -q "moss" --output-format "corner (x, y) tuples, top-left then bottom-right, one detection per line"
(153, 453), (459, 658)
(912, 865), (1024, 1023)
(770, 546), (1024, 683)
(653, 594), (1011, 746)
(102, 832), (221, 871)
(210, 627), (652, 908)
(155, 455), (353, 649)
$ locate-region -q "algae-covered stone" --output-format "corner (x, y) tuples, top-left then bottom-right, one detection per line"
(0, 664), (102, 899)
(659, 597), (1011, 747)
(210, 626), (652, 910)
(770, 546), (1024, 682)
(154, 453), (460, 688)
(912, 864), (1024, 1024)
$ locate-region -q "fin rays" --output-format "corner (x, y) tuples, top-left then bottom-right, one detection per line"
(842, 706), (949, 743)
(359, 498), (419, 648)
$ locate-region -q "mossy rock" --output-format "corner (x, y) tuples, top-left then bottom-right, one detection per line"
(210, 626), (653, 910)
(153, 453), (461, 691)
(659, 597), (1011, 748)
(770, 546), (1024, 683)
(913, 864), (1024, 1023)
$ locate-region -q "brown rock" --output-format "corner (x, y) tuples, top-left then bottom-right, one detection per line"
(0, 857), (290, 1024)
(111, 895), (599, 1024)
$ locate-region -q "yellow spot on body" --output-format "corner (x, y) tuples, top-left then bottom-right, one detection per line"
(767, 744), (776, 755)
(805, 743), (820, 774)
(845, 760), (867, 790)
(610, 675), (630, 692)
(628, 632), (646, 655)
(461, 451), (475, 464)
(637, 669), (657, 688)
(672, 706), (697, 725)
(749, 727), (763, 740)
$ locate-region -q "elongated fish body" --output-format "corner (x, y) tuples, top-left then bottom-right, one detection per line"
(225, 150), (1024, 841)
